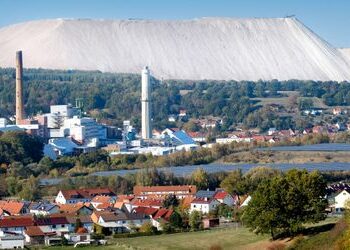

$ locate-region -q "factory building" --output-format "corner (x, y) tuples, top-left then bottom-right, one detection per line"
(47, 105), (80, 128)
(60, 116), (107, 145)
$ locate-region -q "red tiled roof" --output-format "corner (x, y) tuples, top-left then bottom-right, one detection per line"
(35, 215), (69, 226)
(0, 201), (25, 215)
(181, 196), (194, 208)
(0, 215), (34, 228)
(153, 208), (173, 221)
(94, 202), (113, 210)
(25, 226), (46, 236)
(58, 202), (91, 214)
(133, 185), (196, 196)
(131, 199), (163, 208)
(60, 188), (115, 200)
(91, 195), (114, 204)
(213, 191), (230, 200)
(114, 201), (125, 209)
(133, 207), (158, 216)
(116, 195), (135, 202)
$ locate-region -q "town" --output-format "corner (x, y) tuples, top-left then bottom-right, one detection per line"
(0, 179), (348, 248)
(1, 1), (350, 249)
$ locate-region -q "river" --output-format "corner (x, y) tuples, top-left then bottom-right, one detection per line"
(39, 143), (350, 186)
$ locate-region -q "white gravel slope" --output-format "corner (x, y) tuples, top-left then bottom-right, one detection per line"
(0, 17), (349, 81)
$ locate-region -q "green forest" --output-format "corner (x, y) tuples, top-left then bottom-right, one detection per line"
(1, 68), (350, 131)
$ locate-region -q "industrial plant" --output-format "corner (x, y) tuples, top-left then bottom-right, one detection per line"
(0, 52), (198, 159)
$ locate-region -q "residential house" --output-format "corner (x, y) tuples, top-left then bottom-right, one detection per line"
(91, 210), (147, 234)
(0, 234), (25, 249)
(150, 208), (174, 230)
(24, 226), (56, 246)
(55, 188), (116, 204)
(133, 185), (197, 199)
(216, 135), (253, 144)
(195, 190), (216, 199)
(0, 201), (28, 216)
(0, 215), (34, 235)
(132, 207), (174, 230)
(36, 215), (70, 236)
(197, 117), (222, 129)
(65, 214), (94, 233)
(187, 131), (207, 143)
(213, 191), (236, 206)
(130, 199), (163, 211)
(332, 107), (343, 115)
(90, 196), (116, 211)
(190, 198), (220, 214)
(278, 129), (296, 138)
(334, 190), (350, 212)
(58, 203), (93, 215)
(29, 203), (59, 216)
(114, 195), (135, 213)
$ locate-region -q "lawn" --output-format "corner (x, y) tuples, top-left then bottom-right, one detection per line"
(44, 226), (268, 250)
(115, 227), (268, 250)
(41, 218), (341, 250)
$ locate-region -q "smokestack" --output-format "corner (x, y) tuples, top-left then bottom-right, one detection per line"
(15, 51), (24, 125)
(141, 66), (152, 139)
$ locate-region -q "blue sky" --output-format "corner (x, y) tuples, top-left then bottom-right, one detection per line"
(1, 0), (349, 47)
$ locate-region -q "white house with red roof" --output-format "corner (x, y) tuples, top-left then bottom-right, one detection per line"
(213, 191), (236, 206)
(0, 215), (34, 235)
(132, 207), (174, 230)
(190, 198), (220, 214)
(55, 188), (116, 204)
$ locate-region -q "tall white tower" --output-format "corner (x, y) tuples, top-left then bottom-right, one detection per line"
(141, 66), (152, 139)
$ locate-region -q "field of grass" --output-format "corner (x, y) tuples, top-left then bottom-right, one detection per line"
(290, 217), (345, 250)
(116, 227), (268, 250)
(45, 226), (268, 250)
(40, 218), (342, 250)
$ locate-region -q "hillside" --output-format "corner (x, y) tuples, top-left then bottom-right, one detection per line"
(0, 17), (350, 81)
(339, 48), (350, 63)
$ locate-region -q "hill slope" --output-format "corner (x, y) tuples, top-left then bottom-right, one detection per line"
(0, 17), (349, 81)
(339, 48), (350, 63)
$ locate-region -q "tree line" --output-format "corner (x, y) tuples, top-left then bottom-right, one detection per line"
(1, 68), (349, 131)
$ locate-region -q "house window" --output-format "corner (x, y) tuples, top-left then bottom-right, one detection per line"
(61, 225), (65, 228)
(52, 225), (56, 229)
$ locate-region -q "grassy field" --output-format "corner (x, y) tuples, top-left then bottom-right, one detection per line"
(45, 226), (268, 250)
(40, 218), (341, 250)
